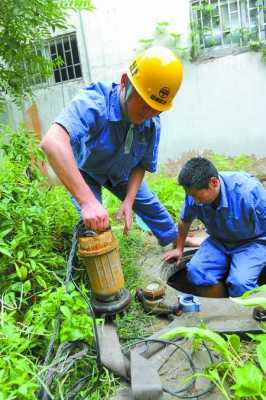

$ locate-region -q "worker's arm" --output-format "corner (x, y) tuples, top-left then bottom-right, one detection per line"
(117, 166), (145, 234)
(40, 123), (109, 231)
(161, 220), (192, 264)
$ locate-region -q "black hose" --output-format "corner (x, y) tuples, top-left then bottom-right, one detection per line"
(130, 339), (215, 399)
(38, 222), (102, 400)
(39, 222), (216, 400)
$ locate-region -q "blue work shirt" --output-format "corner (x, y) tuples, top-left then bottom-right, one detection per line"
(54, 82), (161, 186)
(180, 172), (266, 244)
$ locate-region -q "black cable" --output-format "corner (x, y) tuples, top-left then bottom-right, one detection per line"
(39, 222), (216, 399)
(130, 339), (215, 399)
(70, 276), (102, 369)
(163, 342), (215, 399)
(38, 222), (102, 400)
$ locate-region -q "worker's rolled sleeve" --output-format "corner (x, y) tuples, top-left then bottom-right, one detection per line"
(54, 89), (106, 167)
(53, 82), (162, 185)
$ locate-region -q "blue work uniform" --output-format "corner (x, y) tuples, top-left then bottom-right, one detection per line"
(54, 81), (177, 246)
(180, 172), (266, 296)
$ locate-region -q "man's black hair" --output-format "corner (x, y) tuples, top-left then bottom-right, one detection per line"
(178, 157), (218, 189)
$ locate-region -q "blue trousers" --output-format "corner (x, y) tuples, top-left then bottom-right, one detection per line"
(72, 172), (177, 246)
(187, 237), (266, 296)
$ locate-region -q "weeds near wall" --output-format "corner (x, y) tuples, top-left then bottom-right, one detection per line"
(190, 0), (266, 62)
(137, 21), (190, 60)
(138, 4), (266, 63)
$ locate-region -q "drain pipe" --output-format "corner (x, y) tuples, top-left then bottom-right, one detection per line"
(78, 10), (92, 83)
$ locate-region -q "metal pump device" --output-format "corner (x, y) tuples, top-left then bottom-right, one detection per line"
(78, 224), (131, 317)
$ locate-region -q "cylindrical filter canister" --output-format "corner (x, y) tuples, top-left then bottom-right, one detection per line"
(79, 228), (124, 300)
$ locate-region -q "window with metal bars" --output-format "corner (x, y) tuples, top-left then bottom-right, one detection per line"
(49, 33), (82, 83)
(31, 32), (82, 86)
(191, 0), (266, 52)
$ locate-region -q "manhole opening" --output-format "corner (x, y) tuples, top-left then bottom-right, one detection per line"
(167, 250), (266, 298)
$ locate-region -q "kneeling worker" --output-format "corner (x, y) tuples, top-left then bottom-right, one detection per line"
(162, 157), (266, 297)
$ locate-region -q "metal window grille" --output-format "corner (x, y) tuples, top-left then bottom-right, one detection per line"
(49, 33), (82, 84)
(191, 0), (266, 51)
(31, 32), (82, 86)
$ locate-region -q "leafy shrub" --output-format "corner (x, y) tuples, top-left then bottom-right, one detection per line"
(0, 124), (77, 294)
(208, 152), (254, 172)
(0, 124), (148, 398)
(146, 174), (185, 220)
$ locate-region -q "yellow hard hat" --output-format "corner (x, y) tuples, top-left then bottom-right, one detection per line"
(127, 46), (183, 112)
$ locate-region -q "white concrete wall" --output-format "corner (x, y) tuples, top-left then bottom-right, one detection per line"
(82, 0), (190, 81)
(160, 51), (266, 160)
(6, 0), (266, 161)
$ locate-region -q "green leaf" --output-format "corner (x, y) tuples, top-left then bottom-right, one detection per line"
(160, 326), (230, 360)
(0, 228), (12, 239)
(231, 362), (263, 397)
(0, 245), (12, 257)
(262, 379), (266, 396)
(36, 275), (47, 289)
(23, 280), (31, 294)
(240, 284), (266, 299)
(29, 249), (40, 257)
(17, 250), (25, 260)
(230, 296), (266, 308)
(15, 265), (28, 280)
(248, 333), (266, 343)
(60, 305), (72, 318)
(257, 340), (266, 374)
(226, 334), (241, 354)
(29, 259), (37, 271)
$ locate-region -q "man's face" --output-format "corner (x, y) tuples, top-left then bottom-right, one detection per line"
(127, 88), (160, 124)
(120, 75), (160, 124)
(186, 177), (220, 205)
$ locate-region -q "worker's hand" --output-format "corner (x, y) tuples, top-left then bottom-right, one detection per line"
(116, 200), (133, 235)
(81, 201), (109, 232)
(161, 248), (183, 265)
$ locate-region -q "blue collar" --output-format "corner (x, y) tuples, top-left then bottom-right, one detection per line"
(108, 83), (152, 130)
(109, 83), (122, 122)
(217, 174), (228, 209)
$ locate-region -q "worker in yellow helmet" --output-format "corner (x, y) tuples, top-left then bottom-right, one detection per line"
(41, 46), (198, 247)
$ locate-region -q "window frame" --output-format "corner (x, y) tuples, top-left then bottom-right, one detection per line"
(190, 0), (266, 57)
(31, 31), (83, 87)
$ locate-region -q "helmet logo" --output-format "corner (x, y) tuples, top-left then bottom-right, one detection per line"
(129, 60), (138, 76)
(159, 87), (170, 99)
(150, 94), (166, 105)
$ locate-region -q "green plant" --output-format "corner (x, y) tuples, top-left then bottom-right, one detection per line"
(137, 21), (189, 60)
(190, 1), (266, 62)
(207, 152), (254, 172)
(146, 173), (185, 220)
(0, 0), (94, 106)
(160, 286), (266, 399)
(24, 283), (94, 345)
(0, 312), (41, 399)
(0, 124), (78, 295)
(0, 124), (155, 398)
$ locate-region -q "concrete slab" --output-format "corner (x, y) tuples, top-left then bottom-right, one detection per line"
(130, 351), (163, 400)
(96, 322), (128, 379)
